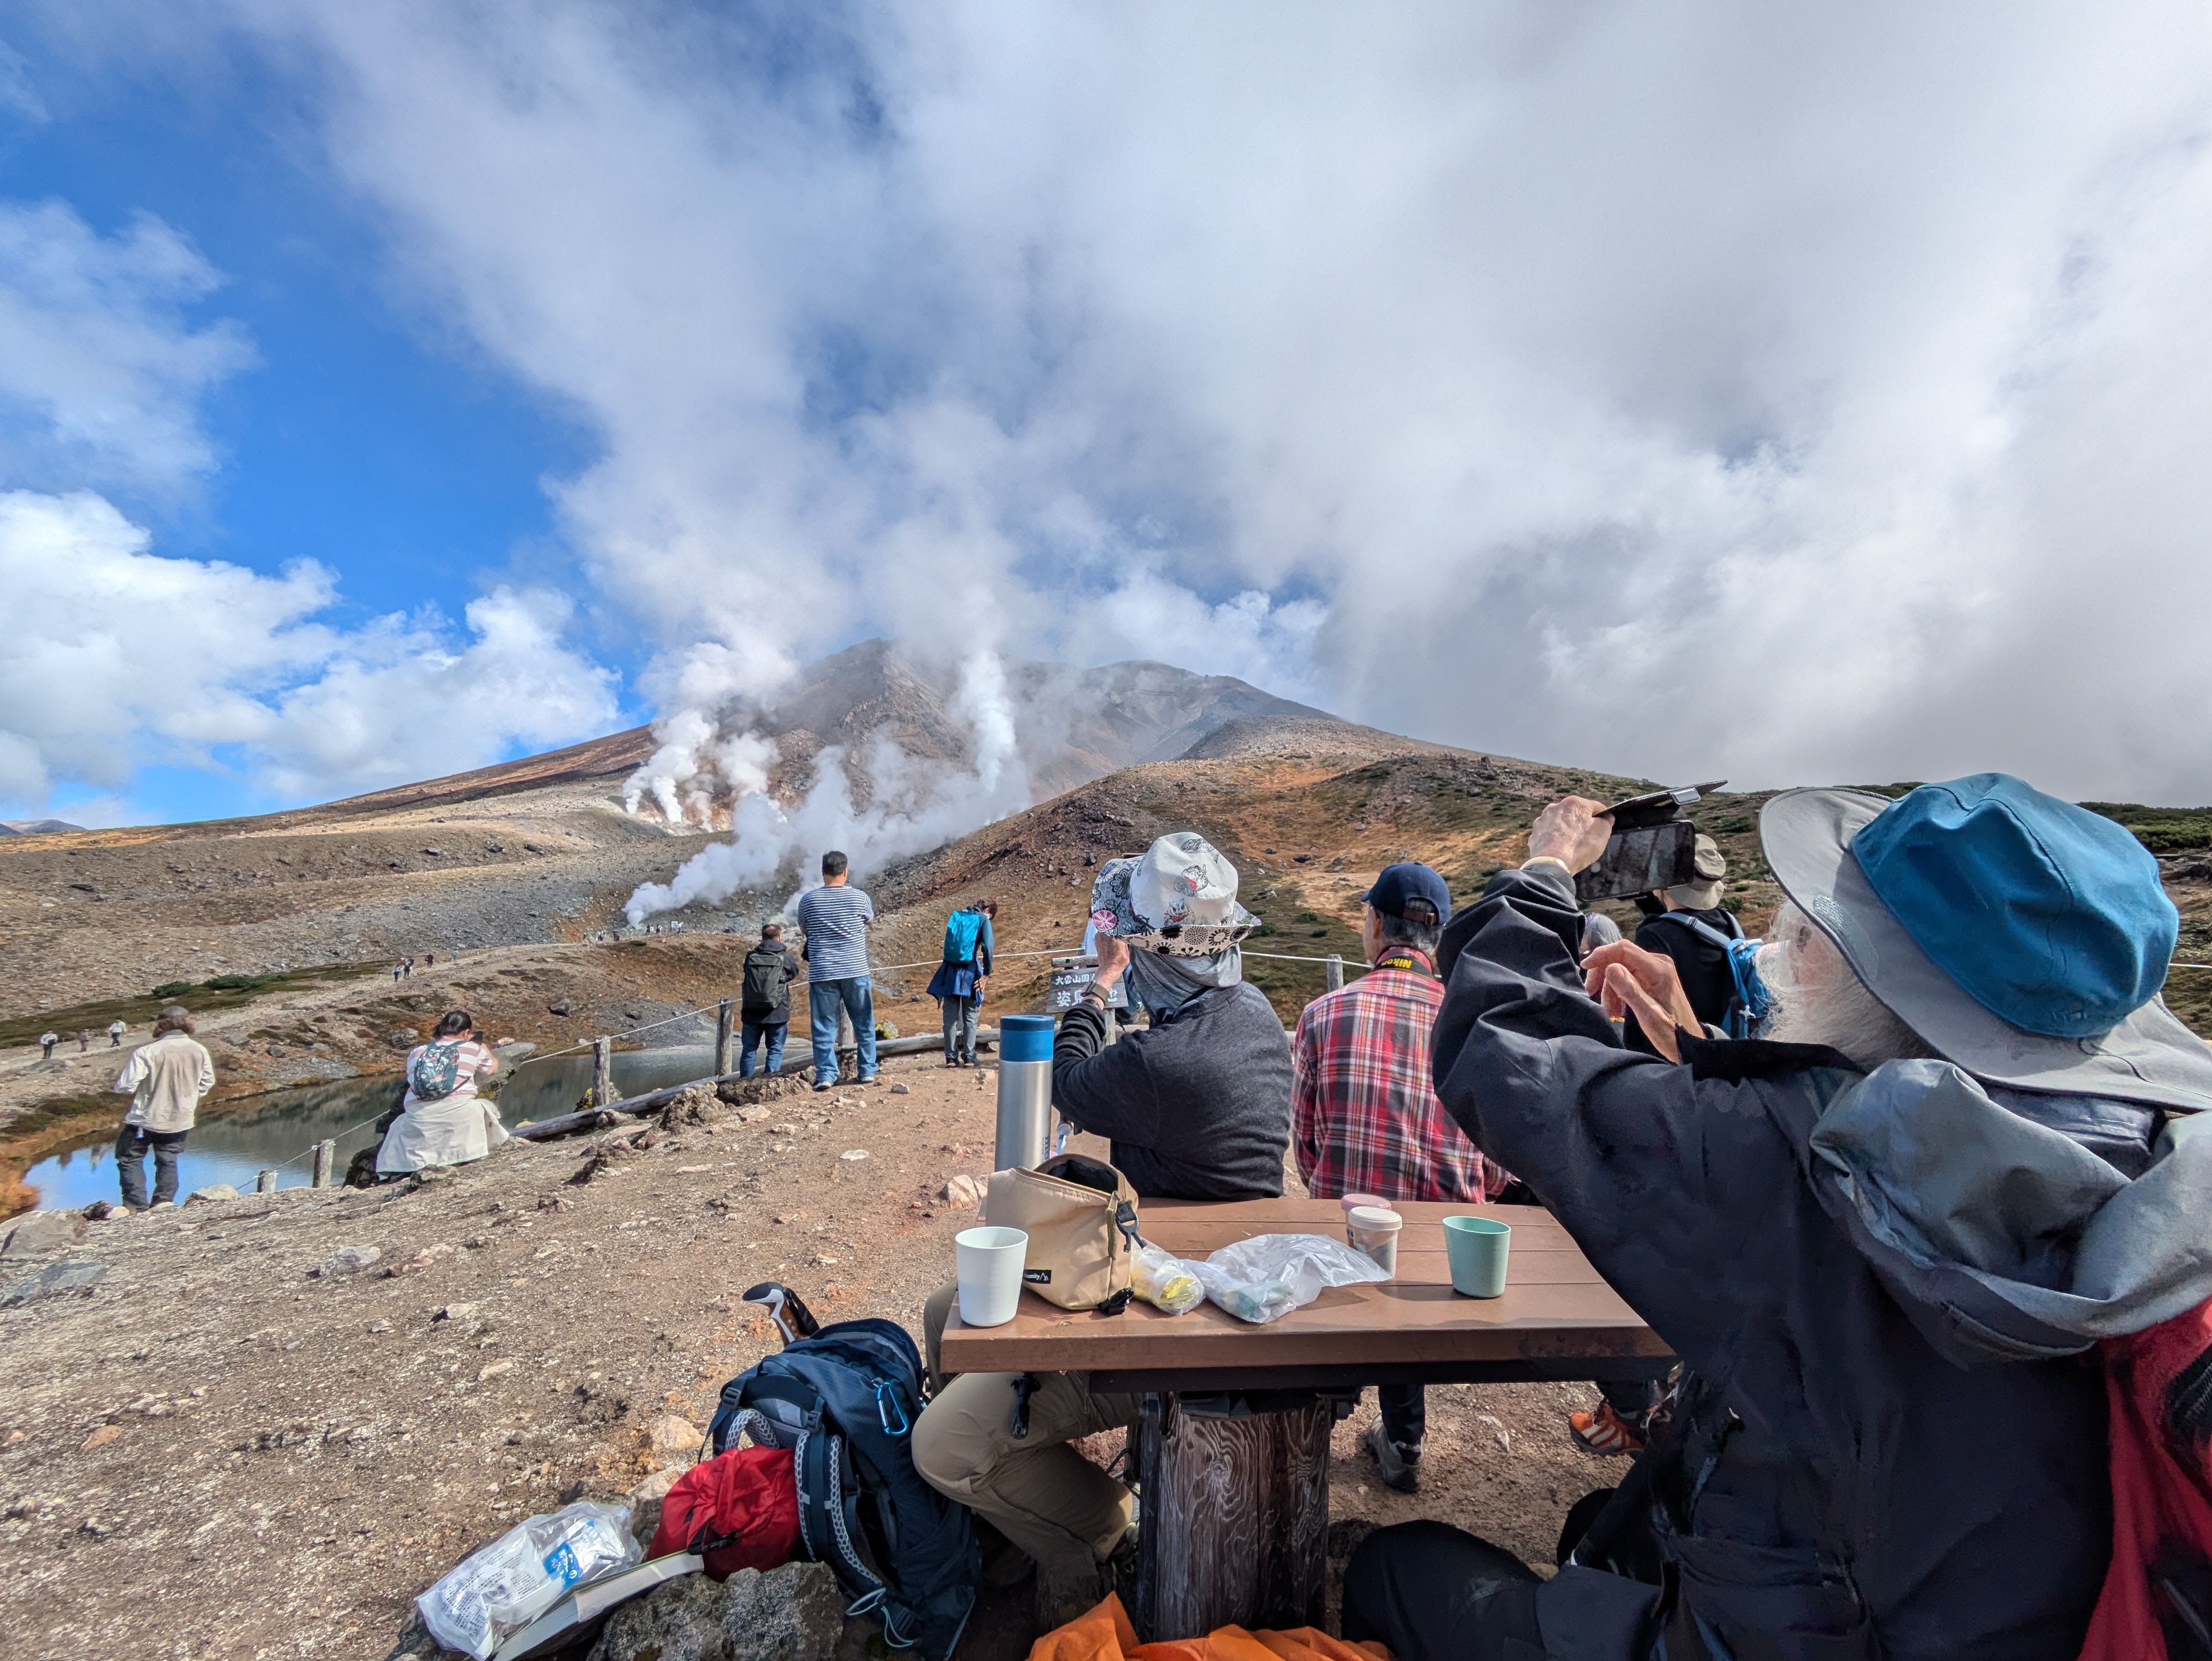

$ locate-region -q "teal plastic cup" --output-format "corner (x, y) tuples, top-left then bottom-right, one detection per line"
(1443, 1215), (1512, 1298)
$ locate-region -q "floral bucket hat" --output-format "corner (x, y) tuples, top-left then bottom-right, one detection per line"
(1088, 832), (1259, 957)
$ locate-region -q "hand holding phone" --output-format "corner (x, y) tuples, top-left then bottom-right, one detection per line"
(1571, 781), (1727, 904)
(1527, 797), (1617, 873)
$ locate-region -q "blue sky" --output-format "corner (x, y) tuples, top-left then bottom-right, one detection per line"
(6, 4), (2212, 828)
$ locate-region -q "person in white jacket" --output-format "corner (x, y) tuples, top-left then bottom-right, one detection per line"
(112, 1007), (215, 1209)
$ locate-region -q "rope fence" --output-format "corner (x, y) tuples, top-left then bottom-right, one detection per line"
(245, 935), (2212, 1185)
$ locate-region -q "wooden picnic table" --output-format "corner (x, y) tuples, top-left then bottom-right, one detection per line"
(938, 1196), (1671, 1643)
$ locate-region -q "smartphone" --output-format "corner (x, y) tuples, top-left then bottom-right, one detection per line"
(1573, 781), (1726, 904)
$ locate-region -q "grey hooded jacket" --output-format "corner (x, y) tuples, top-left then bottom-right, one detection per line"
(1432, 865), (2212, 1661)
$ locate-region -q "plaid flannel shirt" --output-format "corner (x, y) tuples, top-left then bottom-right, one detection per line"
(1292, 952), (1504, 1202)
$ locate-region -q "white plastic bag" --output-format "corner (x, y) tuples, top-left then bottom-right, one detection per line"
(1131, 1241), (1205, 1315)
(1194, 1232), (1390, 1324)
(417, 1501), (642, 1658)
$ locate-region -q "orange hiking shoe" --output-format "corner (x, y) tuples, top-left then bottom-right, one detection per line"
(1569, 1403), (1645, 1456)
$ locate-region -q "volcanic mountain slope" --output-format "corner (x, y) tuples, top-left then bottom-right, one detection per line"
(0, 645), (1318, 1021)
(668, 637), (1331, 807)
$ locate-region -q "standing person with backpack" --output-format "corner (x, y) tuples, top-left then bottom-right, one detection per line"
(1632, 833), (1745, 1029)
(926, 899), (995, 1067)
(375, 1009), (504, 1175)
(738, 923), (802, 1077)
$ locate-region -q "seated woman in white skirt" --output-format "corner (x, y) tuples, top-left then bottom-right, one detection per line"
(376, 1009), (507, 1175)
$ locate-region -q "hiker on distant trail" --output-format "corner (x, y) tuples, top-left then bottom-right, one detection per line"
(425, 952), (435, 968)
(927, 898), (995, 1067)
(38, 1030), (55, 1060)
(914, 832), (1288, 1630)
(1342, 776), (2212, 1661)
(111, 1006), (214, 1210)
(106, 1019), (125, 1047)
(76, 1029), (90, 1053)
(374, 1009), (504, 1176)
(1293, 860), (1504, 1496)
(738, 923), (801, 1078)
(795, 851), (877, 1091)
(392, 962), (403, 982)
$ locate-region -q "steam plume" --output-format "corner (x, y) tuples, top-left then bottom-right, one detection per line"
(621, 651), (1025, 923)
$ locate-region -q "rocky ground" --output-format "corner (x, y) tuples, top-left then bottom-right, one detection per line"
(0, 1050), (1620, 1661)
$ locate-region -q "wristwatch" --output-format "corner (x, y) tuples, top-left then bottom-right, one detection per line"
(1080, 981), (1112, 1009)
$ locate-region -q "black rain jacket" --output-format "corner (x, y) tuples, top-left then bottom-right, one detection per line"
(1434, 865), (2212, 1661)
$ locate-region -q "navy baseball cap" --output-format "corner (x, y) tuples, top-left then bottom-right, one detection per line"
(1363, 862), (1452, 923)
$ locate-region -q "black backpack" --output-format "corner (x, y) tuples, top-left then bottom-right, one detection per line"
(742, 948), (788, 1016)
(709, 1318), (977, 1658)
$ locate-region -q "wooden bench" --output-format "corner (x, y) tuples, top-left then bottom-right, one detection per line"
(938, 1197), (1671, 1641)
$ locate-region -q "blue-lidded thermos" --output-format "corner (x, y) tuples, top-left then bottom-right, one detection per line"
(994, 1014), (1057, 1171)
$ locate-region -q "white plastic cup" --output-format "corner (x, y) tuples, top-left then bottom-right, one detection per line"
(1346, 1205), (1404, 1277)
(955, 1226), (1030, 1328)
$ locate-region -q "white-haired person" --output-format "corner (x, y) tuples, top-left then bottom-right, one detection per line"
(1343, 776), (2212, 1661)
(912, 831), (1291, 1630)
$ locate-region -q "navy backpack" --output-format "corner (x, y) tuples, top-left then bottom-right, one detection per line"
(709, 1318), (976, 1658)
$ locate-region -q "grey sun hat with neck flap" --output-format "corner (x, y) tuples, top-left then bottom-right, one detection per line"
(1760, 775), (2212, 1113)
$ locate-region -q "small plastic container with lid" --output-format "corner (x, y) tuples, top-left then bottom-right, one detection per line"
(1345, 1205), (1404, 1277)
(1339, 1193), (1387, 1245)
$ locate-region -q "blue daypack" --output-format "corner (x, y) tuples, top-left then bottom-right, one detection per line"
(708, 1318), (976, 1658)
(941, 908), (985, 966)
(1650, 910), (1772, 1039)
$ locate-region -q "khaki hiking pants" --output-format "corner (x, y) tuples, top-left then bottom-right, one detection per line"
(913, 1283), (1140, 1588)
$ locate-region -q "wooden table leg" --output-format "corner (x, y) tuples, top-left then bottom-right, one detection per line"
(1133, 1391), (1331, 1641)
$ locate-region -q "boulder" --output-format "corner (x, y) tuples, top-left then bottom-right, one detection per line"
(587, 1561), (843, 1661)
(314, 1245), (383, 1278)
(184, 1185), (242, 1206)
(548, 998), (574, 1017)
(937, 1174), (985, 1210)
(1, 1211), (88, 1260)
(627, 1466), (682, 1550)
(648, 1415), (704, 1460)
(1, 1258), (107, 1307)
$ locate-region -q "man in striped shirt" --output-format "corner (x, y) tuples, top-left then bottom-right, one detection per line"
(795, 850), (878, 1090)
(1293, 860), (1502, 1493)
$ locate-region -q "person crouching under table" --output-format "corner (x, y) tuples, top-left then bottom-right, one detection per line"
(1343, 775), (2212, 1661)
(912, 831), (1292, 1630)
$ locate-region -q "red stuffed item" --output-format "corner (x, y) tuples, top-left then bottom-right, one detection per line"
(2078, 1294), (2212, 1661)
(649, 1444), (802, 1580)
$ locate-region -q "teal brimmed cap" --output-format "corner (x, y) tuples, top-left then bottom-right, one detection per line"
(1852, 775), (2174, 1038)
(1761, 774), (2212, 1110)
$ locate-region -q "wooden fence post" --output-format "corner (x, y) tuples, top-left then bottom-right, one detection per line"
(593, 1036), (613, 1107)
(255, 1169), (278, 1194)
(311, 1141), (334, 1188)
(716, 998), (735, 1077)
(1325, 955), (1344, 993)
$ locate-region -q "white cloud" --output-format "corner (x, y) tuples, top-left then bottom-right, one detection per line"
(45, 1), (2212, 805)
(0, 199), (252, 495)
(0, 489), (617, 814)
(0, 39), (46, 122)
